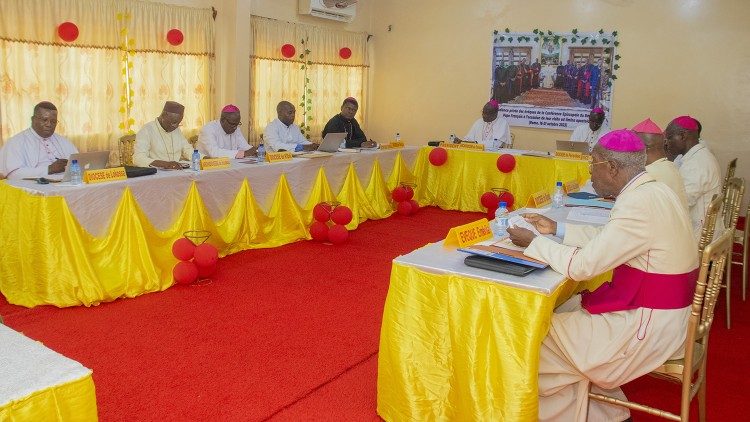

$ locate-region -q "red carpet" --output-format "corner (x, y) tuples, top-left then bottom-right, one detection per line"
(1, 210), (748, 421)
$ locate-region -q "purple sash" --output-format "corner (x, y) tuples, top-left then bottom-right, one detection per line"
(581, 265), (699, 314)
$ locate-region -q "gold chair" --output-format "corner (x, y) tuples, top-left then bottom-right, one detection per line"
(589, 228), (735, 422)
(720, 177), (744, 328)
(119, 134), (136, 166)
(188, 135), (199, 150)
(697, 195), (723, 257)
(720, 158), (737, 198)
(736, 202), (749, 300)
(507, 132), (515, 149)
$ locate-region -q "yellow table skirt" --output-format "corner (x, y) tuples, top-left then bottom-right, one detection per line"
(0, 375), (97, 421)
(412, 147), (590, 211)
(377, 263), (609, 421)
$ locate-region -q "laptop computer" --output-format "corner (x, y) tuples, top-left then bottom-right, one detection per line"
(318, 132), (347, 153)
(59, 151), (111, 182)
(556, 140), (590, 154)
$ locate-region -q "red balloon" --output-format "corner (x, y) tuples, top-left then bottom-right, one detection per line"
(310, 221), (329, 242)
(339, 47), (352, 59)
(331, 205), (353, 225)
(166, 28), (184, 46)
(281, 43), (296, 58)
(429, 147), (448, 166)
(58, 22), (79, 42)
(197, 262), (217, 278)
(313, 203), (332, 222)
(328, 224), (349, 245)
(391, 186), (408, 202)
(173, 261), (198, 285)
(397, 201), (412, 216)
(194, 243), (219, 268)
(480, 192), (500, 209)
(403, 186), (414, 201)
(498, 191), (515, 209)
(172, 238), (196, 261)
(408, 199), (420, 215)
(497, 153), (516, 173)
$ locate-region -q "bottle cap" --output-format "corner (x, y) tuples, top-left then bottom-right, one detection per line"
(498, 201), (507, 208)
(193, 149), (198, 152)
(556, 181), (562, 186)
(72, 159), (78, 164)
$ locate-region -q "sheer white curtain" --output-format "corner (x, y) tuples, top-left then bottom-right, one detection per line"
(0, 0), (122, 153)
(249, 16), (369, 145)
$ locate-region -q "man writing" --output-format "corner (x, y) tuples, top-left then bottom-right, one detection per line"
(665, 115), (721, 236)
(322, 97), (374, 148)
(133, 101), (196, 169)
(508, 129), (698, 421)
(0, 101), (78, 180)
(264, 101), (319, 152)
(197, 105), (255, 158)
(569, 107), (609, 152)
(632, 118), (688, 210)
(454, 99), (511, 149)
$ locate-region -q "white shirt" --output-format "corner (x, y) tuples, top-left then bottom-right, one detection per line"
(464, 116), (511, 149)
(263, 118), (311, 152)
(0, 128), (78, 179)
(646, 157), (689, 211)
(678, 143), (721, 236)
(197, 120), (251, 159)
(133, 120), (195, 167)
(569, 123), (610, 152)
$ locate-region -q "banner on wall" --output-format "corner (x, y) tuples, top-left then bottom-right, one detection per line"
(491, 29), (620, 130)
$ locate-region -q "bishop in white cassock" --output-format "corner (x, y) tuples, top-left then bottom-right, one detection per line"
(197, 105), (254, 159)
(632, 118), (688, 210)
(569, 107), (610, 152)
(665, 116), (721, 236)
(263, 101), (316, 153)
(0, 102), (78, 180)
(508, 129), (698, 422)
(458, 99), (511, 149)
(133, 101), (196, 169)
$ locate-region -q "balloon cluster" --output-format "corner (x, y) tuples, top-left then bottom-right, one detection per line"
(481, 189), (515, 220)
(392, 184), (419, 216)
(310, 202), (352, 245)
(171, 237), (218, 285)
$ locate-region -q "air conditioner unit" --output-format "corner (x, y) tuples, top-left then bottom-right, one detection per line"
(299, 0), (357, 23)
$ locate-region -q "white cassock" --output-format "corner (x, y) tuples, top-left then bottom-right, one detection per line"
(569, 123), (610, 152)
(464, 116), (511, 149)
(523, 172), (698, 422)
(133, 120), (195, 167)
(678, 143), (721, 236)
(646, 157), (688, 211)
(0, 128), (78, 180)
(263, 118), (312, 152)
(197, 120), (251, 159)
(540, 65), (556, 88)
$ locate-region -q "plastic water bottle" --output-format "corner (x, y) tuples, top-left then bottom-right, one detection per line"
(552, 181), (565, 208)
(450, 134), (456, 143)
(257, 143), (266, 162)
(395, 132), (401, 142)
(70, 159), (82, 185)
(191, 149), (200, 171)
(493, 138), (500, 150)
(493, 201), (510, 237)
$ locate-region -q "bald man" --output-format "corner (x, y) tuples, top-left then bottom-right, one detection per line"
(197, 105), (255, 158)
(455, 99), (511, 149)
(632, 118), (688, 210)
(264, 101), (318, 152)
(133, 101), (196, 169)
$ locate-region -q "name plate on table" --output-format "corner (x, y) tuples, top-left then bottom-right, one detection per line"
(444, 218), (493, 248)
(529, 189), (552, 208)
(380, 142), (405, 150)
(200, 157), (231, 170)
(563, 180), (580, 194)
(84, 167), (127, 184)
(554, 150), (585, 160)
(440, 142), (486, 151)
(266, 151), (293, 163)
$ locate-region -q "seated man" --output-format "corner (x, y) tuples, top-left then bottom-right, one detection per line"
(322, 97), (375, 148)
(632, 118), (688, 210)
(570, 107), (609, 152)
(0, 101), (78, 180)
(197, 105), (255, 158)
(133, 101), (195, 169)
(664, 115), (721, 236)
(455, 99), (511, 149)
(264, 101), (318, 152)
(508, 129), (698, 422)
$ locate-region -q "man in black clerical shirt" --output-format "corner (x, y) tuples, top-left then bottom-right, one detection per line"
(321, 97), (375, 148)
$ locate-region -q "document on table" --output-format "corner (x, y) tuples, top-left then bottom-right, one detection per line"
(566, 207), (611, 225)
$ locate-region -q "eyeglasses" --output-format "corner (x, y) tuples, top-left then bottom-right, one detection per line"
(588, 160), (609, 172)
(222, 119), (242, 127)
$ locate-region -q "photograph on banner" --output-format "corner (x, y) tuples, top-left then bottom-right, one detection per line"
(491, 31), (618, 130)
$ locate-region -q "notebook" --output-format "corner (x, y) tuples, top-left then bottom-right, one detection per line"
(458, 238), (548, 269)
(464, 255), (538, 277)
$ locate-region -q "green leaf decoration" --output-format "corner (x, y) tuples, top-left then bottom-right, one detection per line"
(307, 88), (312, 94)
(534, 37), (539, 42)
(602, 39), (609, 44)
(612, 31), (618, 36)
(613, 41), (620, 46)
(305, 49), (311, 54)
(598, 29), (604, 34)
(611, 75), (618, 80)
(532, 29), (538, 34)
(572, 28), (578, 34)
(499, 36), (505, 41)
(301, 65), (306, 70)
(547, 30), (552, 35)
(607, 80), (612, 87)
(307, 106), (311, 111)
(571, 37), (577, 43)
(307, 61), (312, 65)
(508, 37), (513, 42)
(307, 115), (312, 121)
(562, 37), (567, 43)
(299, 54), (303, 59)
(613, 64), (620, 70)
(504, 28), (510, 33)
(604, 58), (611, 64)
(614, 54), (621, 60)
(591, 40), (597, 45)
(493, 30), (498, 35)
(299, 102), (304, 107)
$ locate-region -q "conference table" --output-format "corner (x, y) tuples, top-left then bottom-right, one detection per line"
(0, 146), (591, 308)
(377, 207), (609, 422)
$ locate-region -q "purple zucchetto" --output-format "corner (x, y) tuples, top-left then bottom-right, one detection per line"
(221, 104), (240, 113)
(598, 129), (645, 152)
